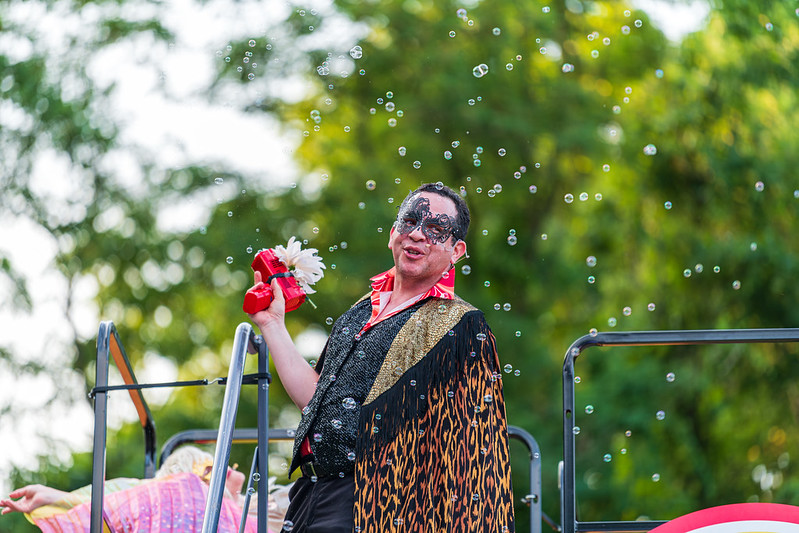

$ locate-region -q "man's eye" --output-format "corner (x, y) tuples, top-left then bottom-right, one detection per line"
(402, 217), (417, 226)
(426, 224), (445, 236)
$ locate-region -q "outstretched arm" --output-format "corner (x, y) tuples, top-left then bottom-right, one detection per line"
(247, 273), (320, 409)
(0, 485), (70, 515)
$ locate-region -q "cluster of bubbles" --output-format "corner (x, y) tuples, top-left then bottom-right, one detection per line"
(472, 63), (489, 78)
(564, 192), (603, 203)
(507, 229), (517, 246)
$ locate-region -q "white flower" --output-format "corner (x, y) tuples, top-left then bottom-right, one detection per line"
(272, 236), (325, 294)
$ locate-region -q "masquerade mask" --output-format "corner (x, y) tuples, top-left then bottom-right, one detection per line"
(394, 196), (456, 244)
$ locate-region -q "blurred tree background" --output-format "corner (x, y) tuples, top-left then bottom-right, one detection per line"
(2, 0), (799, 530)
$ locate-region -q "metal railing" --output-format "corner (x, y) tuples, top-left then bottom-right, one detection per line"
(560, 328), (799, 533)
(90, 321), (272, 533)
(90, 321), (157, 532)
(201, 323), (272, 533)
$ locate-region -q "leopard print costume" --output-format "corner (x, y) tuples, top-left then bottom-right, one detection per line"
(353, 298), (515, 532)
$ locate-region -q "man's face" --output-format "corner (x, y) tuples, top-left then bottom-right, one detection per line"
(388, 192), (466, 286)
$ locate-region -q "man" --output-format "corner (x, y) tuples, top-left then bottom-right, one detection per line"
(248, 183), (515, 532)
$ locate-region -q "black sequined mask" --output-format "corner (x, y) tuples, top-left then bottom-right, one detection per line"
(394, 196), (455, 244)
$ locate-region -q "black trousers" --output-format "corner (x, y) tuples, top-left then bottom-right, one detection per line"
(281, 474), (355, 532)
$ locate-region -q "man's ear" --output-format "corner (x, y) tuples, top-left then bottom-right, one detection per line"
(451, 240), (467, 264)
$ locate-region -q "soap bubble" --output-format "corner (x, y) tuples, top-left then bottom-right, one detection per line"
(349, 46), (363, 59)
(498, 148), (506, 156)
(585, 405), (594, 414)
(461, 265), (471, 275)
(365, 180), (376, 190)
(507, 235), (517, 246)
(492, 27), (501, 36)
(449, 30), (456, 37)
(732, 280), (741, 290)
(755, 181), (765, 192)
(656, 410), (666, 420)
(503, 364), (513, 373)
(666, 372), (675, 382)
(529, 185), (538, 194)
(643, 144), (657, 156)
(398, 146), (406, 156)
(444, 150), (453, 160)
(652, 473), (660, 482)
(562, 63), (574, 73)
(413, 160), (422, 169)
(342, 397), (357, 409)
(647, 302), (656, 311)
(608, 317), (617, 327)
(564, 193), (574, 203)
(472, 63), (489, 78)
(226, 256), (234, 264)
(586, 256), (597, 267)
(503, 303), (511, 311)
(664, 201), (673, 209)
(603, 453), (612, 462)
(683, 269), (691, 278)
(572, 426), (581, 435)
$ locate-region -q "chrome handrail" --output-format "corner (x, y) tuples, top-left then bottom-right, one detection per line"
(202, 322), (253, 532)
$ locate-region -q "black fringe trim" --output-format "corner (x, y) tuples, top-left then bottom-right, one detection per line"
(355, 310), (493, 457)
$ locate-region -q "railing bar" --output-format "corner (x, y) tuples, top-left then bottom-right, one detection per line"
(562, 327), (799, 533)
(201, 323), (252, 533)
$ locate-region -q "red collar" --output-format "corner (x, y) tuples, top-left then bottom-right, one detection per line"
(358, 267), (456, 335)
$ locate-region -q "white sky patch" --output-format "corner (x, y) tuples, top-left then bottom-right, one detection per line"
(634, 0), (711, 42)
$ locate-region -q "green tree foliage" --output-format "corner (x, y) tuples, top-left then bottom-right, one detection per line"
(2, 0), (799, 531)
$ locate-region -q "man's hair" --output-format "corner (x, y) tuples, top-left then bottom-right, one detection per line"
(399, 183), (470, 242)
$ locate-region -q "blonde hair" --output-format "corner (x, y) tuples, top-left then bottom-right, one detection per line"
(156, 446), (244, 502)
(156, 446), (213, 480)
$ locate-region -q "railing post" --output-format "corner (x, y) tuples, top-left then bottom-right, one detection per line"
(254, 334), (270, 533)
(89, 322), (112, 533)
(202, 322), (252, 533)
